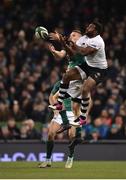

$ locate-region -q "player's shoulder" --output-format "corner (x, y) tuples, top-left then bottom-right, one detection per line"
(92, 35), (104, 45)
(79, 35), (87, 40)
(92, 35), (103, 41)
(76, 35), (87, 46)
(89, 35), (105, 49)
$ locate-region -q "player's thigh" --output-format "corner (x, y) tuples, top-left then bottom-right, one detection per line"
(48, 121), (61, 136)
(65, 68), (82, 81)
(68, 126), (76, 139)
(82, 76), (96, 92)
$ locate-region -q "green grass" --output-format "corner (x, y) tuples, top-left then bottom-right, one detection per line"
(0, 161), (126, 179)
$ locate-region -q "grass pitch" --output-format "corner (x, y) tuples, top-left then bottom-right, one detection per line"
(0, 161), (126, 179)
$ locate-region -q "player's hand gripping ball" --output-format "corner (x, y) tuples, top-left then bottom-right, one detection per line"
(35, 26), (48, 39)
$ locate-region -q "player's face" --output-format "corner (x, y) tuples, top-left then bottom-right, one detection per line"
(69, 32), (82, 43)
(85, 23), (96, 36)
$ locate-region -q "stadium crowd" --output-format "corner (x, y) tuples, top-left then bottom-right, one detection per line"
(0, 0), (126, 141)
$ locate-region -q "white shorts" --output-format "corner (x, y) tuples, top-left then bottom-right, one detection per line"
(67, 80), (82, 99)
(52, 111), (75, 125)
(67, 66), (87, 99)
(75, 65), (87, 80)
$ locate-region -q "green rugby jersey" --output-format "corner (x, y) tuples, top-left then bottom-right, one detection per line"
(68, 54), (85, 68)
(51, 81), (72, 111)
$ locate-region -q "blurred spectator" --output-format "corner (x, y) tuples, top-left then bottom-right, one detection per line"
(21, 119), (41, 139)
(20, 123), (30, 139)
(12, 100), (26, 121)
(88, 128), (100, 143)
(119, 103), (126, 121)
(100, 109), (112, 126)
(7, 117), (20, 139)
(91, 85), (108, 119)
(82, 116), (93, 137)
(107, 59), (119, 80)
(0, 51), (7, 69)
(0, 127), (2, 139)
(107, 124), (125, 140)
(31, 98), (48, 123)
(16, 30), (28, 50)
(114, 115), (125, 137)
(1, 126), (10, 140)
(93, 118), (109, 139)
(0, 100), (10, 121)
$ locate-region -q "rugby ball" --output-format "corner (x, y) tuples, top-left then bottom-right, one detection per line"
(35, 26), (48, 39)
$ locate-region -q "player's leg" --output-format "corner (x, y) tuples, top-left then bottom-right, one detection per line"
(56, 93), (73, 134)
(49, 68), (82, 110)
(38, 120), (61, 168)
(69, 100), (83, 146)
(68, 126), (76, 157)
(65, 126), (76, 168)
(70, 78), (94, 127)
(70, 90), (92, 127)
(72, 100), (81, 117)
(65, 109), (80, 168)
(56, 110), (71, 134)
(73, 67), (107, 126)
(72, 96), (93, 118)
(49, 90), (71, 129)
(57, 80), (83, 133)
(77, 77), (96, 124)
(66, 125), (83, 168)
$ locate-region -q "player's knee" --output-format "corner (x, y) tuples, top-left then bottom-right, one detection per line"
(73, 107), (80, 117)
(73, 109), (80, 117)
(48, 131), (56, 140)
(72, 104), (80, 117)
(69, 132), (75, 140)
(68, 129), (76, 140)
(82, 85), (90, 96)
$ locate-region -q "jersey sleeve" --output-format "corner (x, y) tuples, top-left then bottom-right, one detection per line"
(88, 38), (102, 50)
(76, 37), (84, 47)
(51, 81), (60, 95)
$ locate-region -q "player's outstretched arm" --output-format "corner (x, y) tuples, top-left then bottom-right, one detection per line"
(48, 31), (61, 41)
(62, 42), (76, 57)
(47, 43), (66, 60)
(71, 43), (97, 55)
(49, 91), (59, 105)
(48, 32), (75, 57)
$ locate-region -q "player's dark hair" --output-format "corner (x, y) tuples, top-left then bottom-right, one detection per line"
(72, 29), (82, 35)
(93, 21), (103, 34)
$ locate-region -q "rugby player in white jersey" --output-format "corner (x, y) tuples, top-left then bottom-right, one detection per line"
(49, 21), (108, 127)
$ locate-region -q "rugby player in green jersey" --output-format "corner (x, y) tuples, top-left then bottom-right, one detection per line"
(38, 81), (82, 168)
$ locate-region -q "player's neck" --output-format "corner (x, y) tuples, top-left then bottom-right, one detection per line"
(87, 33), (99, 38)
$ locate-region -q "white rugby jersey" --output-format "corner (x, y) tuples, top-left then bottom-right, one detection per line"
(76, 35), (108, 69)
